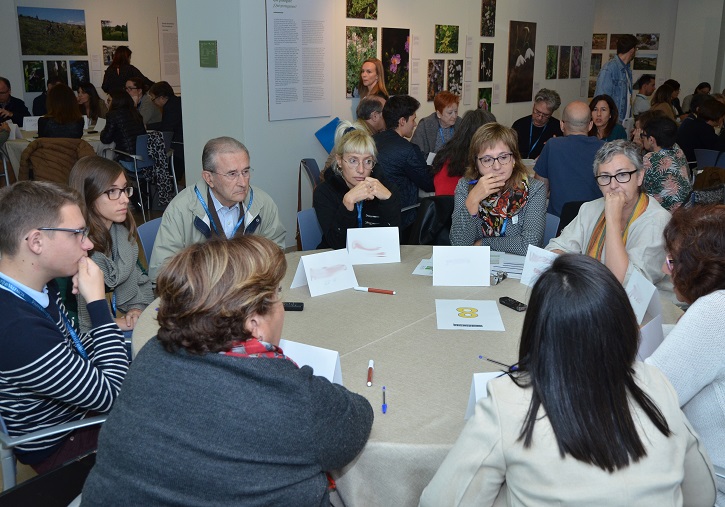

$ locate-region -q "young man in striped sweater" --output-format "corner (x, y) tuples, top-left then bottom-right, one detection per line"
(0, 181), (129, 474)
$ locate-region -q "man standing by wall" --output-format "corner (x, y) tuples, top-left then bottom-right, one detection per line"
(595, 34), (638, 124)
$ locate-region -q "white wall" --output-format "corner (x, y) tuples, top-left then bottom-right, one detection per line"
(0, 0), (177, 105)
(176, 0), (596, 249)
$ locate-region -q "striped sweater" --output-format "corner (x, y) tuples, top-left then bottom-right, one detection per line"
(0, 281), (128, 464)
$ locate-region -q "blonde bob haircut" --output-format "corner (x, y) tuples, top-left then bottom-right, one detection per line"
(156, 235), (286, 355)
(464, 122), (528, 191)
(331, 127), (378, 177)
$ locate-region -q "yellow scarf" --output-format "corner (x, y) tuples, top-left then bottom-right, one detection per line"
(585, 193), (649, 261)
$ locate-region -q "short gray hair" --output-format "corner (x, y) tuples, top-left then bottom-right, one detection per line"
(593, 140), (643, 177)
(534, 88), (561, 112)
(202, 137), (250, 173)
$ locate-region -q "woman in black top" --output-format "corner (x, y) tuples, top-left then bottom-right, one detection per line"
(38, 83), (84, 138)
(102, 46), (153, 94)
(100, 90), (146, 167)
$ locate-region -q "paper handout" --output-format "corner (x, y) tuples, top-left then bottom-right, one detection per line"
(290, 249), (358, 297)
(520, 245), (557, 287)
(346, 227), (400, 265)
(433, 246), (490, 286)
(279, 339), (343, 385)
(435, 299), (505, 331)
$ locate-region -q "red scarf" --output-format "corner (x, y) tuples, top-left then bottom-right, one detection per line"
(223, 338), (298, 367)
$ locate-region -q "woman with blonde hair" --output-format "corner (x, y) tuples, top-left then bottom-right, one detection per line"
(357, 57), (389, 99)
(82, 236), (373, 504)
(68, 156), (153, 334)
(450, 123), (546, 254)
(314, 127), (400, 249)
(649, 84), (677, 120)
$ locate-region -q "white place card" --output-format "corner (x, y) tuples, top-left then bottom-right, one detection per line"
(638, 313), (664, 361)
(92, 117), (106, 132)
(21, 116), (39, 131)
(520, 245), (557, 287)
(346, 227), (400, 265)
(290, 249), (358, 297)
(433, 245), (490, 286)
(465, 372), (502, 419)
(625, 269), (659, 325)
(279, 338), (343, 385)
(412, 258), (433, 276)
(6, 121), (22, 140)
(83, 115), (90, 129)
(435, 299), (505, 331)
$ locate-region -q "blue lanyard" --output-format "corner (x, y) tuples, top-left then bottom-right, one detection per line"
(528, 120), (548, 158)
(0, 277), (89, 360)
(438, 126), (452, 146)
(194, 185), (253, 238)
(356, 202), (363, 228)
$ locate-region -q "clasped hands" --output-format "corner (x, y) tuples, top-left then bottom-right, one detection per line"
(465, 173), (508, 216)
(343, 177), (392, 211)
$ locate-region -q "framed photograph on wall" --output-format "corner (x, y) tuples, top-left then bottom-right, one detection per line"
(558, 46), (570, 79)
(479, 43), (493, 82)
(345, 26), (377, 98)
(478, 87), (492, 111)
(17, 7), (87, 56)
(23, 60), (45, 92)
(435, 25), (459, 54)
(571, 46), (582, 79)
(480, 0), (496, 37)
(506, 20), (536, 103)
(447, 59), (463, 96)
(427, 59), (444, 101)
(545, 45), (558, 80)
(382, 28), (410, 96)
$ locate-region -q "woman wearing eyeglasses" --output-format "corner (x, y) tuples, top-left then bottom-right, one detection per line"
(450, 123), (546, 255)
(124, 77), (161, 126)
(646, 205), (725, 504)
(69, 156), (153, 334)
(546, 140), (672, 295)
(313, 126), (400, 249)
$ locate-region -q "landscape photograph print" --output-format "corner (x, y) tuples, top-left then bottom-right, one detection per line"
(101, 20), (128, 41)
(17, 7), (87, 56)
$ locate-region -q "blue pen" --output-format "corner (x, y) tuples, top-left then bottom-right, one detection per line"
(479, 355), (519, 372)
(501, 218), (507, 236)
(468, 179), (478, 185)
(382, 386), (387, 414)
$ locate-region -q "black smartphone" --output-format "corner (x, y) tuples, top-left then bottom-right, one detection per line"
(499, 296), (527, 312)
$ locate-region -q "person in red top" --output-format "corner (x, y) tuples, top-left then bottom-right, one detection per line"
(430, 109), (496, 195)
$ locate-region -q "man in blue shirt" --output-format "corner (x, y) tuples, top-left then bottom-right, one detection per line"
(594, 34), (638, 124)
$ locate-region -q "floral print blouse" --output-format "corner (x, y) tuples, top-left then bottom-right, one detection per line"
(642, 144), (692, 212)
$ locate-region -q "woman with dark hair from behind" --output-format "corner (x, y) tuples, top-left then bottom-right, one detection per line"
(421, 254), (715, 506)
(38, 83), (84, 138)
(100, 90), (146, 169)
(75, 81), (107, 126)
(676, 97), (725, 163)
(589, 94), (627, 141)
(102, 45), (153, 94)
(646, 205), (725, 504)
(431, 108), (496, 195)
(664, 79), (684, 117)
(649, 84), (676, 120)
(81, 236), (373, 505)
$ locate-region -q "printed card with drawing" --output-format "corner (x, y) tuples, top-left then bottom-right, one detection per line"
(346, 227), (400, 265)
(435, 299), (505, 331)
(290, 249), (358, 297)
(520, 245), (558, 287)
(433, 246), (490, 286)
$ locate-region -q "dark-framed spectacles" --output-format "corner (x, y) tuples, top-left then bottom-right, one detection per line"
(104, 186), (134, 200)
(37, 227), (90, 241)
(125, 86), (139, 91)
(532, 107), (552, 120)
(665, 256), (676, 271)
(639, 131), (649, 139)
(595, 169), (639, 186)
(478, 153), (513, 168)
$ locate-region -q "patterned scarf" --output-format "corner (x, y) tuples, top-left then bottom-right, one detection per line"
(585, 193), (649, 260)
(223, 338), (298, 367)
(478, 179), (529, 237)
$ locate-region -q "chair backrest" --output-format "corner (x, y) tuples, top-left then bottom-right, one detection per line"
(694, 149), (725, 170)
(19, 138), (95, 183)
(133, 134), (154, 171)
(137, 217), (162, 264)
(301, 158), (321, 188)
(543, 213), (560, 247)
(407, 196), (454, 246)
(297, 208), (323, 251)
(692, 166), (725, 191)
(684, 184), (725, 207)
(557, 200), (587, 235)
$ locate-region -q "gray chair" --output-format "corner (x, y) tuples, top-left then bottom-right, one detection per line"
(297, 208), (323, 251)
(137, 217), (162, 264)
(543, 213), (560, 246)
(0, 149), (11, 187)
(0, 413), (107, 492)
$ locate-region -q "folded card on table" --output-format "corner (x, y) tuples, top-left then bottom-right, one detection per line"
(346, 227), (400, 265)
(433, 245), (490, 286)
(520, 245), (557, 287)
(290, 248), (358, 297)
(465, 372), (503, 419)
(279, 339), (343, 385)
(21, 116), (39, 131)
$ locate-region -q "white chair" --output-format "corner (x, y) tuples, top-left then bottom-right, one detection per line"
(297, 208), (323, 251)
(0, 413), (107, 492)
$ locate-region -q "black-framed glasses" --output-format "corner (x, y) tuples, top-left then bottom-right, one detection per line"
(639, 131), (649, 138)
(104, 187), (134, 200)
(478, 153), (513, 168)
(665, 256), (676, 271)
(37, 227), (90, 241)
(595, 169), (639, 186)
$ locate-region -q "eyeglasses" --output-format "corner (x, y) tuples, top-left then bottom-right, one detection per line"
(343, 157), (376, 169)
(639, 131), (649, 138)
(532, 108), (552, 120)
(104, 186), (134, 200)
(125, 86), (139, 91)
(595, 169), (639, 186)
(665, 256), (676, 271)
(37, 226), (90, 241)
(478, 153), (513, 168)
(209, 168), (253, 180)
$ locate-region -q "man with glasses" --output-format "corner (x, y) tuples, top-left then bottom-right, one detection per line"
(533, 101), (604, 217)
(0, 76), (31, 127)
(511, 88), (563, 159)
(0, 181), (129, 474)
(149, 136), (286, 281)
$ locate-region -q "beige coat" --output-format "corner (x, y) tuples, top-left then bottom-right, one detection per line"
(19, 137), (95, 184)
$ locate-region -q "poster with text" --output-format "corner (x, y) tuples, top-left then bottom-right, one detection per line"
(346, 26), (377, 98)
(17, 7), (87, 56)
(427, 59), (444, 101)
(506, 21), (536, 103)
(480, 0), (496, 37)
(479, 43), (493, 82)
(382, 28), (410, 96)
